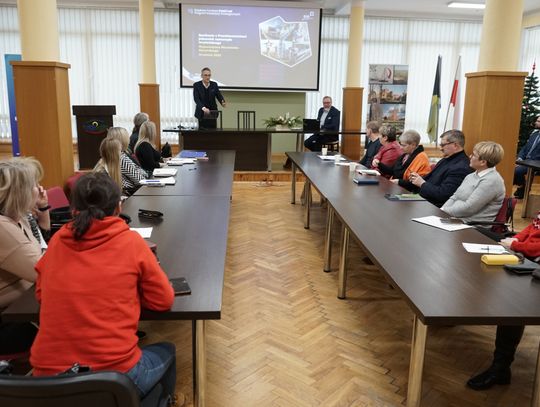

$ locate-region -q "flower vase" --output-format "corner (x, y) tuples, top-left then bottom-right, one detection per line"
(275, 125), (290, 131)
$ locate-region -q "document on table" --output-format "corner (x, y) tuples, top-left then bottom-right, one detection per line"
(462, 243), (507, 254)
(411, 216), (473, 231)
(168, 158), (196, 165)
(131, 227), (152, 238)
(153, 168), (178, 177)
(140, 177), (176, 186)
(318, 155), (347, 161)
(357, 169), (380, 176)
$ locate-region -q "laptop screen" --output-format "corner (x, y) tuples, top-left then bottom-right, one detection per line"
(303, 119), (320, 132)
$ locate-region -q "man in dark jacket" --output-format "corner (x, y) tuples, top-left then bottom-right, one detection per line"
(193, 67), (226, 129)
(304, 96), (341, 152)
(359, 121), (382, 168)
(406, 129), (472, 207)
(514, 115), (540, 198)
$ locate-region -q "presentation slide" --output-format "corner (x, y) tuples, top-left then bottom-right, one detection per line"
(180, 3), (321, 90)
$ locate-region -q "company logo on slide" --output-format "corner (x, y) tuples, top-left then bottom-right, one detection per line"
(259, 16), (312, 68)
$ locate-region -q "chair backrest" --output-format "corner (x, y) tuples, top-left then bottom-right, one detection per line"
(237, 111), (256, 130)
(46, 186), (70, 210)
(64, 171), (86, 200)
(0, 371), (141, 407)
(491, 196), (517, 234)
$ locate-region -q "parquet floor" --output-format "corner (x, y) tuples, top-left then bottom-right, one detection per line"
(141, 181), (539, 406)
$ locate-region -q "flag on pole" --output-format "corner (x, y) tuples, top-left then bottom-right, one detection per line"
(444, 56), (461, 132)
(427, 55), (442, 143)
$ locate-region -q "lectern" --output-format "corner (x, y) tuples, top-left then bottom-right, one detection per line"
(72, 105), (116, 169)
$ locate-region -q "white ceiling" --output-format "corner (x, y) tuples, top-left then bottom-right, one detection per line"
(0, 0), (539, 19)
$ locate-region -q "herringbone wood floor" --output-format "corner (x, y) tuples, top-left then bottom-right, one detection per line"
(140, 182), (540, 406)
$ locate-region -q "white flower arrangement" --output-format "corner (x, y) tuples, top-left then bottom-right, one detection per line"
(263, 112), (302, 128)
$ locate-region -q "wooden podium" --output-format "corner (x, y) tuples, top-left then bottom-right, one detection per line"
(72, 105), (116, 169)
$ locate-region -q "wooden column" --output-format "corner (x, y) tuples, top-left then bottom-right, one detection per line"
(341, 87), (363, 160)
(139, 83), (161, 147)
(11, 61), (74, 188)
(461, 71), (526, 194)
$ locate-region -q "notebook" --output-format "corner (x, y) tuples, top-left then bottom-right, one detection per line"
(353, 175), (379, 185)
(303, 118), (320, 132)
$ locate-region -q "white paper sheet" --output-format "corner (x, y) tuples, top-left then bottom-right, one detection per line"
(130, 227), (153, 238)
(462, 243), (507, 254)
(411, 216), (473, 231)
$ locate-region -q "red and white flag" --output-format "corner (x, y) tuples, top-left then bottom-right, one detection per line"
(444, 56), (461, 131)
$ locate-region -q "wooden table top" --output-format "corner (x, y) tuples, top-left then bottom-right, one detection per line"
(134, 150), (235, 197)
(288, 152), (540, 326)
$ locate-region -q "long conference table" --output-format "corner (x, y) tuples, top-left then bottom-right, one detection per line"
(164, 127), (363, 171)
(287, 151), (540, 407)
(2, 150), (235, 407)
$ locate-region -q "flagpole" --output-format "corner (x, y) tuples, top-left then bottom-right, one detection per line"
(443, 56), (461, 132)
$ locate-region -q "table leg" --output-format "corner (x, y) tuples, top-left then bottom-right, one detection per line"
(193, 320), (206, 407)
(324, 205), (334, 272)
(304, 181), (311, 229)
(406, 316), (427, 407)
(532, 339), (540, 406)
(337, 227), (349, 299)
(522, 167), (535, 218)
(267, 133), (272, 172)
(291, 162), (296, 204)
(296, 132), (303, 152)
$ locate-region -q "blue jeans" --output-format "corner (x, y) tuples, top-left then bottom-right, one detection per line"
(126, 342), (176, 399)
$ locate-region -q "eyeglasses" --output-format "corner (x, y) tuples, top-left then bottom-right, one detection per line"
(202, 74), (211, 77)
(399, 143), (409, 147)
(440, 141), (455, 148)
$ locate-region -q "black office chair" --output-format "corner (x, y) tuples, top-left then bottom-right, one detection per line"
(237, 111), (256, 130)
(0, 370), (167, 407)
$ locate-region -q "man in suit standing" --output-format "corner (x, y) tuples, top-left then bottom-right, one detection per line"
(514, 115), (540, 198)
(406, 129), (472, 207)
(193, 67), (226, 129)
(304, 96), (341, 152)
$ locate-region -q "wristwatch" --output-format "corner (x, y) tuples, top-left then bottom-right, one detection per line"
(38, 205), (51, 212)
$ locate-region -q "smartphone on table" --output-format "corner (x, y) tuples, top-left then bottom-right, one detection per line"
(170, 277), (191, 295)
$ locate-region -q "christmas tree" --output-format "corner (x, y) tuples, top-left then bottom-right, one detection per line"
(518, 63), (540, 153)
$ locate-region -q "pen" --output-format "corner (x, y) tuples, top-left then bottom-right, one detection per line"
(484, 246), (490, 254)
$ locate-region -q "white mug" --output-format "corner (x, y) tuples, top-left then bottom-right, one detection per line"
(321, 147), (328, 156)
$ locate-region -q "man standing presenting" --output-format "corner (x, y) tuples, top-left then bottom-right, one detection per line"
(514, 115), (540, 198)
(193, 67), (226, 129)
(304, 96), (341, 152)
(359, 121), (382, 168)
(406, 129), (472, 207)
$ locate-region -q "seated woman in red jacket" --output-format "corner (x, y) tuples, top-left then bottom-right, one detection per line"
(370, 125), (400, 176)
(30, 173), (179, 404)
(467, 214), (540, 391)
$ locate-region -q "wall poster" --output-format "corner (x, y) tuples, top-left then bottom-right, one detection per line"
(367, 64), (408, 132)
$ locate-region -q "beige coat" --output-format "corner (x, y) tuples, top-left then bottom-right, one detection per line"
(0, 215), (41, 310)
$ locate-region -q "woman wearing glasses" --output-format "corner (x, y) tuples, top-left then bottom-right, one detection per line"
(374, 129), (431, 183)
(441, 141), (505, 223)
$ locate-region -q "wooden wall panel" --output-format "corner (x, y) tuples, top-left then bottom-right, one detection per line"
(341, 87), (363, 160)
(139, 83), (161, 148)
(462, 71), (526, 194)
(11, 61), (74, 188)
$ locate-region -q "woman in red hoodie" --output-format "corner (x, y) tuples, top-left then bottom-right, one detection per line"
(30, 172), (177, 403)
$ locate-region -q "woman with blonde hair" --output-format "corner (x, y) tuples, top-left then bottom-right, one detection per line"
(134, 121), (163, 174)
(107, 127), (148, 196)
(94, 138), (123, 191)
(0, 157), (48, 355)
(128, 112), (149, 154)
(441, 141), (505, 223)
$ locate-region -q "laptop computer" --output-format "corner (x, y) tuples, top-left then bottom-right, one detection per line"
(303, 118), (320, 132)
